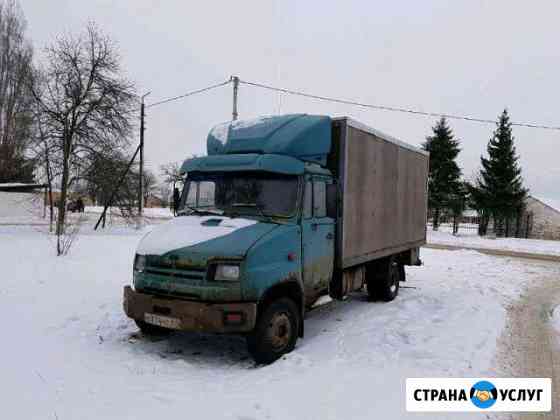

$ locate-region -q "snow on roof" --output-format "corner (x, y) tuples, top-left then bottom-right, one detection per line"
(0, 183), (39, 187)
(537, 197), (560, 213)
(0, 183), (47, 191)
(209, 116), (278, 145)
(209, 121), (230, 145)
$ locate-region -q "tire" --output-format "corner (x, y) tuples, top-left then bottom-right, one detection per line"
(135, 319), (171, 335)
(247, 298), (300, 364)
(367, 256), (401, 302)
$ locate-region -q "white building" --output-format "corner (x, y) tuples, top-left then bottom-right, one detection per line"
(0, 183), (47, 224)
(525, 196), (560, 241)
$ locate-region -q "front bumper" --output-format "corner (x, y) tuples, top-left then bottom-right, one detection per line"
(123, 286), (257, 333)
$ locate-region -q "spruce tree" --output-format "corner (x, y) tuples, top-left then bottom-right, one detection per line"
(477, 109), (527, 236)
(422, 117), (462, 230)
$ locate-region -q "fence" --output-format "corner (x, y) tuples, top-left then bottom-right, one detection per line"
(427, 212), (534, 238)
(427, 220), (480, 235)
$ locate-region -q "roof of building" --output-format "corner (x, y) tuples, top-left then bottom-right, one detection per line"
(0, 183), (46, 192)
(533, 196), (560, 213)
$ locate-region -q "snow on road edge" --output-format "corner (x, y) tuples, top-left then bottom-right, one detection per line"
(428, 230), (560, 257)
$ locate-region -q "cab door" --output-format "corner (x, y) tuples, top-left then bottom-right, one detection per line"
(301, 177), (335, 305)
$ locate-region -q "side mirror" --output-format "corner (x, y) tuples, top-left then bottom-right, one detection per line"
(326, 183), (337, 219)
(173, 187), (180, 213)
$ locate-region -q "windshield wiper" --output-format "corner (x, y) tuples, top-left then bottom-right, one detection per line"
(176, 205), (196, 216)
(177, 207), (223, 216)
(231, 203), (274, 222)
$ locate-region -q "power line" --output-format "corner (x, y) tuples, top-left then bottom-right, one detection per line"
(238, 78), (560, 131)
(145, 79), (232, 109)
(119, 79), (232, 116)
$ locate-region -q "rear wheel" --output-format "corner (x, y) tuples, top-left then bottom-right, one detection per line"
(367, 256), (402, 302)
(135, 319), (171, 335)
(247, 298), (300, 364)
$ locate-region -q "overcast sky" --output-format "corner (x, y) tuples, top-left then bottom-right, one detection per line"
(22, 0), (560, 200)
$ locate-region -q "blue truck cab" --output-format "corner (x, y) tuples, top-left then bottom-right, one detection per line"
(124, 114), (429, 364)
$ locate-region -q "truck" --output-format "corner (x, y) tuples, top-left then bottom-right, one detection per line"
(123, 114), (429, 364)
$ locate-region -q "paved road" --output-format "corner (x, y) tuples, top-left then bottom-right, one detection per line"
(425, 243), (560, 263)
(495, 264), (560, 419)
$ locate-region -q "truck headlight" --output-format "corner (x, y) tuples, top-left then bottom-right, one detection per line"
(134, 254), (147, 272)
(214, 264), (240, 281)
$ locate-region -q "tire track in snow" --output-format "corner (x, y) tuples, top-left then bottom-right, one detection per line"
(494, 263), (560, 420)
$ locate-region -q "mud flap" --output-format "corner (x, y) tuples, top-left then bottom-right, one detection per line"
(329, 268), (345, 300)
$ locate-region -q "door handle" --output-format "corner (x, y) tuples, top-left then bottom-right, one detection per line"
(326, 232), (334, 240)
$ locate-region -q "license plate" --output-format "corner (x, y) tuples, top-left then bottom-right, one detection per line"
(144, 313), (181, 329)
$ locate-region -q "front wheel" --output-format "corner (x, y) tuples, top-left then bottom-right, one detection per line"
(247, 298), (300, 365)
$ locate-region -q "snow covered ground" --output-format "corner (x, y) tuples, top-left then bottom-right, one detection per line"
(428, 229), (560, 257)
(85, 206), (173, 219)
(0, 202), (173, 226)
(0, 225), (556, 419)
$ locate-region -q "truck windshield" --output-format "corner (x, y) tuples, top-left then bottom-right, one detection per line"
(177, 172), (299, 218)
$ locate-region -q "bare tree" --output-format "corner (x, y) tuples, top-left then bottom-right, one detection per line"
(84, 150), (134, 207)
(32, 23), (137, 255)
(141, 169), (157, 205)
(30, 109), (56, 231)
(0, 0), (35, 182)
(160, 161), (184, 190)
(157, 182), (170, 208)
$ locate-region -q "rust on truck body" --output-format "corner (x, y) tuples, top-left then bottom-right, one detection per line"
(123, 286), (257, 333)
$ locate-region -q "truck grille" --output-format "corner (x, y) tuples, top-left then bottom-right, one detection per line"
(146, 256), (206, 278)
(141, 287), (201, 300)
(140, 255), (209, 298)
(147, 255), (206, 271)
(145, 268), (204, 281)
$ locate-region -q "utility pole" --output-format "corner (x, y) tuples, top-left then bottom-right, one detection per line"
(95, 144), (142, 230)
(232, 76), (239, 121)
(139, 92), (151, 216)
